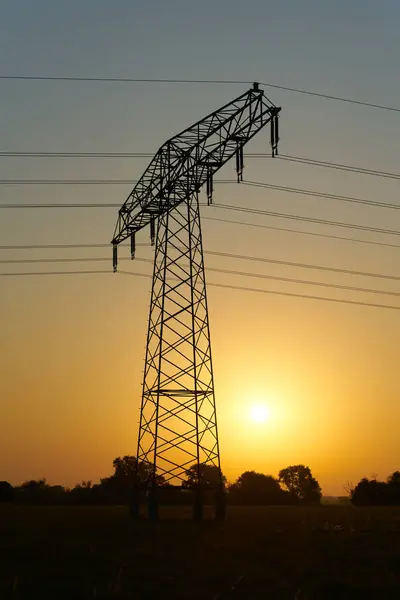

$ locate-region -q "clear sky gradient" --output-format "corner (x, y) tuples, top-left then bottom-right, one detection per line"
(1, 1), (400, 495)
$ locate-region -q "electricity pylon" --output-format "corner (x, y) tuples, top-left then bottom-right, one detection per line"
(111, 83), (281, 518)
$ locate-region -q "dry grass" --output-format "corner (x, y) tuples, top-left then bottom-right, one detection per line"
(1, 504), (400, 599)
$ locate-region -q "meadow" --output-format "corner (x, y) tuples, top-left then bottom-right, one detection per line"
(1, 504), (400, 599)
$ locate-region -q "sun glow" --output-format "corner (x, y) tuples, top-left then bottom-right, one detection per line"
(249, 404), (270, 424)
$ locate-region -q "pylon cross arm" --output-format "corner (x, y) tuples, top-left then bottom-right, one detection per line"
(111, 84), (280, 247)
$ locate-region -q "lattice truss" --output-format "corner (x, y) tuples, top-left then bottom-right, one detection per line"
(137, 195), (217, 483)
(112, 83), (280, 247)
(111, 83), (281, 488)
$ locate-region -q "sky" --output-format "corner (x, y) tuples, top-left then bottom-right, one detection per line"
(1, 0), (400, 495)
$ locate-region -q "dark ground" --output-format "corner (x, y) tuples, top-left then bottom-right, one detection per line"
(1, 505), (400, 599)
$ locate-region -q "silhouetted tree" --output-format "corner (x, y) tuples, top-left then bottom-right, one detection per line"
(68, 481), (97, 504)
(19, 479), (49, 502)
(183, 463), (226, 489)
(229, 471), (293, 505)
(352, 477), (388, 505)
(387, 471), (400, 485)
(343, 480), (355, 496)
(112, 456), (165, 487)
(96, 456), (166, 503)
(279, 465), (322, 505)
(113, 456), (164, 485)
(387, 471), (400, 505)
(351, 477), (371, 505)
(352, 472), (400, 506)
(0, 481), (15, 502)
(16, 479), (67, 504)
(11, 457), (359, 507)
(46, 485), (66, 503)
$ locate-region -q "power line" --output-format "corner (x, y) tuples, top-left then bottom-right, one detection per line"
(0, 201), (121, 206)
(205, 216), (400, 249)
(0, 180), (139, 185)
(3, 215), (400, 252)
(2, 267), (398, 311)
(258, 81), (400, 113)
(0, 257), (145, 265)
(204, 250), (400, 282)
(0, 76), (251, 84)
(1, 194), (400, 238)
(243, 180), (400, 211)
(2, 250), (399, 282)
(0, 179), (234, 186)
(0, 270), (112, 276)
(279, 155), (400, 182)
(2, 150), (400, 183)
(205, 280), (400, 311)
(2, 179), (399, 213)
(2, 255), (399, 297)
(0, 243), (149, 250)
(1, 75), (399, 113)
(0, 152), (155, 158)
(190, 270), (400, 297)
(0, 151), (268, 159)
(213, 203), (400, 237)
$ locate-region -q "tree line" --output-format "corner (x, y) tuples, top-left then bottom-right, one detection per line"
(0, 457), (321, 506)
(349, 472), (400, 506)
(1, 457), (399, 506)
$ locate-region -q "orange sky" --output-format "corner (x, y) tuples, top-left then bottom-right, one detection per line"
(2, 241), (400, 495)
(1, 1), (400, 496)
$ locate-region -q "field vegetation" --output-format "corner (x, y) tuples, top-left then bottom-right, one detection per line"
(1, 504), (400, 599)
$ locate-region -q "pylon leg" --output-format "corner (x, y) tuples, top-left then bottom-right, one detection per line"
(135, 194), (223, 510)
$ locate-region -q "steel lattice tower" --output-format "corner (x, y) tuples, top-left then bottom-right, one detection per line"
(138, 195), (218, 485)
(111, 83), (281, 517)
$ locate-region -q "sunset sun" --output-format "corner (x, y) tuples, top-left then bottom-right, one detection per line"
(249, 404), (270, 424)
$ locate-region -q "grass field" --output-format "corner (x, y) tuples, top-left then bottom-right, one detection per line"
(1, 504), (400, 599)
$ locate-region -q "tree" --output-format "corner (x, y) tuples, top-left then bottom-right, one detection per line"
(98, 456), (166, 503)
(351, 477), (390, 506)
(0, 481), (15, 502)
(229, 471), (292, 505)
(17, 479), (53, 504)
(183, 463), (226, 489)
(387, 471), (400, 505)
(351, 473), (400, 506)
(69, 481), (98, 505)
(387, 471), (400, 485)
(343, 480), (355, 497)
(351, 477), (370, 505)
(112, 456), (165, 487)
(279, 465), (322, 505)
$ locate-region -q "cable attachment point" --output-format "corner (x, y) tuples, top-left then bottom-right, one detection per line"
(112, 244), (118, 273)
(206, 168), (214, 205)
(236, 143), (244, 183)
(130, 231), (136, 259)
(270, 110), (280, 157)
